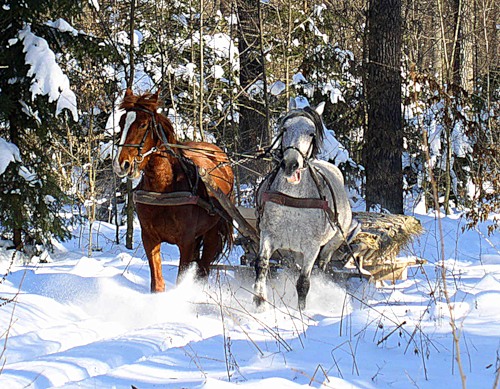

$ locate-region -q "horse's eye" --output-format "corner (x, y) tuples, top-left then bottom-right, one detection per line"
(309, 133), (315, 137)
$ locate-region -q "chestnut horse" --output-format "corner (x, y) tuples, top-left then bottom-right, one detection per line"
(113, 89), (234, 292)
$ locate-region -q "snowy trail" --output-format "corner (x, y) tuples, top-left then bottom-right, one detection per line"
(1, 213), (500, 388)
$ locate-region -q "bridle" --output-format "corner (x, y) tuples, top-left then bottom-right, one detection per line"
(272, 110), (319, 168)
(281, 136), (315, 165)
(116, 107), (169, 164)
(116, 106), (200, 192)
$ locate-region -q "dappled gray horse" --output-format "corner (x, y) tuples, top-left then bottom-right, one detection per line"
(255, 102), (355, 310)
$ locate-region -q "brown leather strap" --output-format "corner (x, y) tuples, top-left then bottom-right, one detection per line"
(262, 191), (329, 210)
(133, 190), (200, 206)
(309, 165), (339, 224)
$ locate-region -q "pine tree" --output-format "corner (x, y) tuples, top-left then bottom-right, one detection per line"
(0, 1), (85, 249)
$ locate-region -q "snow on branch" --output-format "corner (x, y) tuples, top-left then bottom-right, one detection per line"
(45, 19), (79, 36)
(0, 138), (21, 176)
(18, 25), (78, 122)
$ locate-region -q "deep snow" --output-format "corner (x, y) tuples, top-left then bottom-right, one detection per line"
(0, 207), (499, 389)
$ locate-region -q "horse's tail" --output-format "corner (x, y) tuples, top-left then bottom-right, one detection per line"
(215, 212), (234, 261)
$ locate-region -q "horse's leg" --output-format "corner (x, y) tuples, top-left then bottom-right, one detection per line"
(197, 225), (221, 279)
(193, 236), (202, 263)
(254, 235), (273, 307)
(296, 247), (321, 310)
(177, 240), (197, 284)
(142, 233), (165, 293)
(317, 233), (345, 271)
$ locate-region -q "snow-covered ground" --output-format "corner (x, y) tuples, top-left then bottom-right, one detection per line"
(0, 208), (499, 389)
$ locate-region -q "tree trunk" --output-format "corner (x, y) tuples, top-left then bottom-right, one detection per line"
(460, 0), (474, 93)
(236, 0), (270, 185)
(198, 0), (206, 141)
(364, 0), (403, 214)
(8, 111), (23, 249)
(126, 0), (136, 250)
(437, 0), (464, 214)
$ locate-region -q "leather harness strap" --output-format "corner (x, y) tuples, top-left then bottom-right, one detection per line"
(134, 189), (217, 216)
(133, 190), (200, 206)
(261, 191), (329, 211)
(308, 165), (339, 225)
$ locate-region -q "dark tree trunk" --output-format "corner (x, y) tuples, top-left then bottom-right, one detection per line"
(236, 0), (270, 187)
(9, 111), (23, 249)
(238, 1), (266, 144)
(447, 0), (463, 88)
(364, 0), (403, 214)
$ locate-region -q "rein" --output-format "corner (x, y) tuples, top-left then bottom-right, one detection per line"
(117, 106), (270, 179)
(309, 165), (365, 276)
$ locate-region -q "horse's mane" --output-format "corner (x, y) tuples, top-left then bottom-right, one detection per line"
(120, 91), (161, 112)
(280, 106), (325, 158)
(120, 91), (177, 144)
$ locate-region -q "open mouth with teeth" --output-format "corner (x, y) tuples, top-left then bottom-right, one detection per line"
(286, 169), (302, 184)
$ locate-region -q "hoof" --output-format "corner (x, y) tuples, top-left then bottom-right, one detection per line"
(253, 294), (266, 307)
(151, 284), (165, 293)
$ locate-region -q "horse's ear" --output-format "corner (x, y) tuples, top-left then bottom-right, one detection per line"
(124, 88), (133, 97)
(152, 89), (161, 102)
(314, 102), (325, 116)
(289, 97), (297, 110)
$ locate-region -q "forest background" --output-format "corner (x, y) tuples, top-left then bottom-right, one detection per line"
(0, 0), (498, 255)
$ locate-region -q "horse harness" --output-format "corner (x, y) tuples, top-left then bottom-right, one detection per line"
(260, 108), (340, 225)
(260, 109), (363, 275)
(117, 106), (222, 213)
(260, 165), (340, 226)
(263, 107), (321, 165)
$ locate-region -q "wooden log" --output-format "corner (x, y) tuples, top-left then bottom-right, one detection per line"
(236, 206), (258, 230)
(361, 257), (427, 282)
(333, 212), (425, 281)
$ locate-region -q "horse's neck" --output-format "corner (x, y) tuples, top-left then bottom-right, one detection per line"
(139, 152), (185, 193)
(157, 115), (177, 144)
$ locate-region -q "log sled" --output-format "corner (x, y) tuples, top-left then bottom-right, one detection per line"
(134, 168), (426, 283)
(197, 170), (426, 284)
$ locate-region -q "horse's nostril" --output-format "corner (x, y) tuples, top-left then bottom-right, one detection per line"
(123, 161), (130, 171)
(292, 162), (299, 171)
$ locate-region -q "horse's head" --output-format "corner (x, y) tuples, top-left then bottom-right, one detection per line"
(278, 102), (325, 184)
(113, 89), (169, 179)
